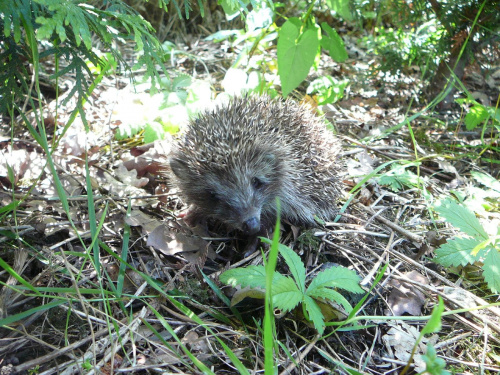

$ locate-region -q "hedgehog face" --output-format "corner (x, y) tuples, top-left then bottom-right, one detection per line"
(170, 150), (282, 235)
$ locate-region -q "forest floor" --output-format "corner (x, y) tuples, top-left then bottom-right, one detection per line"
(1, 27), (500, 375)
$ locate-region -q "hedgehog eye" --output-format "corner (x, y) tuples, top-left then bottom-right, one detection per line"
(251, 177), (266, 190)
(207, 190), (219, 201)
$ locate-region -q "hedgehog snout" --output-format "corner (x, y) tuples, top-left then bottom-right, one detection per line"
(242, 216), (260, 235)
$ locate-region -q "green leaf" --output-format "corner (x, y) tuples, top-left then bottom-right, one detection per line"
(434, 199), (488, 240)
(277, 241), (306, 292)
(434, 237), (485, 267)
(272, 277), (303, 312)
(172, 74), (192, 91)
(307, 287), (353, 314)
(220, 265), (288, 290)
(464, 104), (489, 130)
(325, 0), (353, 21)
(115, 121), (145, 140)
(144, 122), (165, 143)
(277, 18), (319, 97)
(0, 300), (67, 327)
(306, 76), (349, 105)
(306, 266), (363, 294)
(219, 0), (249, 18)
(421, 344), (451, 375)
(220, 265), (267, 289)
(471, 171), (500, 193)
(320, 23), (348, 62)
(421, 297), (444, 335)
(246, 6), (273, 31)
(378, 165), (423, 192)
(482, 249), (500, 293)
(303, 295), (326, 334)
(35, 2), (93, 49)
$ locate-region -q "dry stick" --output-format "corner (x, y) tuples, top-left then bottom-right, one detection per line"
(333, 209), (500, 342)
(58, 247), (99, 367)
(366, 245), (500, 341)
(433, 356), (500, 372)
(280, 335), (321, 375)
(361, 220), (395, 286)
(360, 206), (500, 321)
(13, 327), (110, 373)
(87, 307), (148, 375)
(433, 331), (472, 349)
(389, 248), (500, 320)
(361, 205), (424, 244)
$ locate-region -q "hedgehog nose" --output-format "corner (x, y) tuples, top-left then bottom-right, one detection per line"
(243, 217), (260, 235)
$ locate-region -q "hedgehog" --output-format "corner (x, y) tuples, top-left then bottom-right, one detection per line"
(169, 95), (343, 236)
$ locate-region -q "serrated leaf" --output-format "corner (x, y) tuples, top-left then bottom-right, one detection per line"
(304, 295), (326, 334)
(277, 18), (319, 97)
(306, 266), (363, 294)
(278, 242), (306, 292)
(220, 265), (266, 289)
(115, 121), (145, 140)
(378, 167), (422, 192)
(35, 2), (93, 49)
(464, 104), (489, 130)
(471, 171), (500, 193)
(320, 23), (348, 62)
(434, 199), (488, 240)
(220, 265), (287, 290)
(308, 287), (353, 314)
(482, 249), (500, 293)
(306, 76), (349, 105)
(272, 277), (302, 312)
(172, 75), (192, 91)
(434, 237), (485, 267)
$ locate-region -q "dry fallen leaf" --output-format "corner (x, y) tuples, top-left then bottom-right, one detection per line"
(147, 224), (213, 259)
(115, 163), (150, 188)
(386, 270), (429, 316)
(382, 321), (437, 372)
(124, 139), (172, 176)
(125, 210), (162, 234)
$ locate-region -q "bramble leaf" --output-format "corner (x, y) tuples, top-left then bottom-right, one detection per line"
(464, 104), (489, 131)
(304, 295), (326, 334)
(306, 76), (349, 105)
(434, 237), (485, 267)
(378, 164), (423, 192)
(306, 266), (363, 294)
(277, 241), (306, 292)
(482, 249), (500, 294)
(434, 199), (488, 240)
(220, 265), (286, 289)
(272, 277), (302, 312)
(471, 171), (500, 193)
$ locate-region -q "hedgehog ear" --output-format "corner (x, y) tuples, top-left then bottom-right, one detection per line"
(170, 157), (192, 181)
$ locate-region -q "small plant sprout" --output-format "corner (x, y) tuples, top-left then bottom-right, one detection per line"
(220, 239), (364, 334)
(433, 198), (500, 293)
